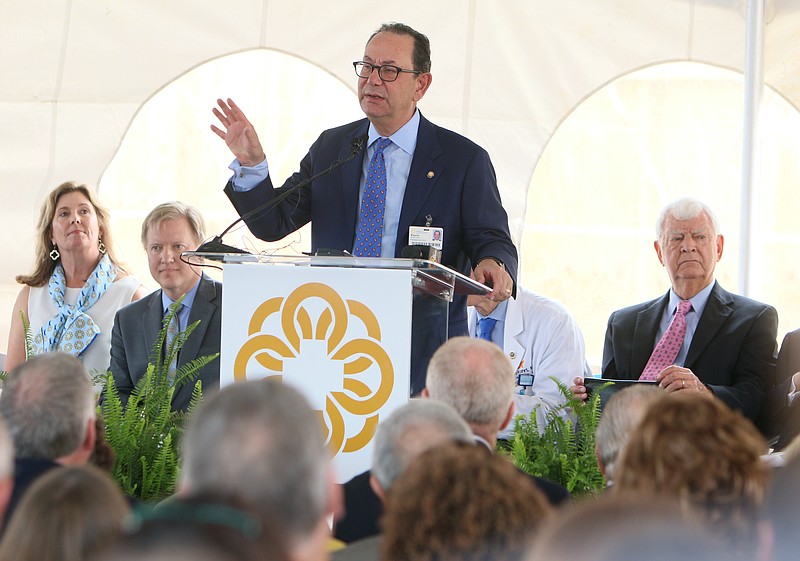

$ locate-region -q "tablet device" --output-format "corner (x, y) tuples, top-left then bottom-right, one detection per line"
(583, 377), (659, 410)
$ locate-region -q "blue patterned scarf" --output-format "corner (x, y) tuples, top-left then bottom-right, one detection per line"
(33, 253), (117, 358)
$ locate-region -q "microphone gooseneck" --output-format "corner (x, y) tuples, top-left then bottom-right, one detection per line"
(196, 134), (369, 254)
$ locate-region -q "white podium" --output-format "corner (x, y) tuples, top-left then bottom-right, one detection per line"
(184, 253), (488, 481)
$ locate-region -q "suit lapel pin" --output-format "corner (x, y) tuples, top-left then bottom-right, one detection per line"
(426, 171), (435, 179)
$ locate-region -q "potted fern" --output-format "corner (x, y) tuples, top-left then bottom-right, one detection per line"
(506, 378), (609, 497)
(100, 299), (218, 503)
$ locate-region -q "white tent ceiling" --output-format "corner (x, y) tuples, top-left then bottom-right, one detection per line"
(2, 0), (799, 352)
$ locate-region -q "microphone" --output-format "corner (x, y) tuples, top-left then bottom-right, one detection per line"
(197, 134), (369, 254)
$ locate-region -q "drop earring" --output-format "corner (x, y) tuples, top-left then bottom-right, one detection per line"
(50, 245), (60, 261)
(98, 237), (107, 254)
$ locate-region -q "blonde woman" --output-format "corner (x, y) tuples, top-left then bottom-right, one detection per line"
(6, 181), (146, 377)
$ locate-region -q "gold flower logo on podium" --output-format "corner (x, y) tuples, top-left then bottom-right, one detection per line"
(234, 282), (394, 456)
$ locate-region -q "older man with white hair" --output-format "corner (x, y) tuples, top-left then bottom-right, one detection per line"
(572, 197), (778, 429)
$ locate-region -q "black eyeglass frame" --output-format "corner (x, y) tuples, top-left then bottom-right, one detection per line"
(352, 61), (422, 82)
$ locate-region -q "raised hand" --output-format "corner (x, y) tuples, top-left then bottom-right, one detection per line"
(211, 98), (266, 167)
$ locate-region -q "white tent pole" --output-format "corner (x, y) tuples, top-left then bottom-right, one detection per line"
(739, 0), (765, 295)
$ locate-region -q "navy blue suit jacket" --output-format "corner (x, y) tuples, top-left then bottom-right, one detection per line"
(602, 281), (778, 423)
(109, 274), (222, 412)
(225, 114), (518, 393)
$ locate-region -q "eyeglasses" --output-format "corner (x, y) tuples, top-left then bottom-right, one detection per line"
(352, 61), (421, 82)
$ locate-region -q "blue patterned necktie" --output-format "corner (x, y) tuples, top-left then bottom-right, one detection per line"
(477, 317), (497, 342)
(353, 138), (393, 257)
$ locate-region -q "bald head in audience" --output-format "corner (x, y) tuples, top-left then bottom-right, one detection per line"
(424, 336), (515, 445)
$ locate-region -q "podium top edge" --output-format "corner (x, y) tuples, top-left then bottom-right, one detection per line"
(181, 252), (491, 295)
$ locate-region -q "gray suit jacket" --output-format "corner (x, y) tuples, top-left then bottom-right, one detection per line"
(109, 274), (222, 411)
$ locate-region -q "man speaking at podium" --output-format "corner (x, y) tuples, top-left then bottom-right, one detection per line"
(211, 22), (518, 394)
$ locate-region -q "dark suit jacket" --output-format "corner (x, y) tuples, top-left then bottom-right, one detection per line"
(109, 274), (222, 412)
(6, 457), (60, 528)
(225, 113), (518, 394)
(772, 329), (800, 449)
(602, 281), (778, 423)
(333, 465), (569, 544)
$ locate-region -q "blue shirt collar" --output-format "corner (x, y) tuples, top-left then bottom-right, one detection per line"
(367, 109), (420, 156)
(668, 279), (715, 318)
(476, 298), (509, 322)
(161, 276), (201, 314)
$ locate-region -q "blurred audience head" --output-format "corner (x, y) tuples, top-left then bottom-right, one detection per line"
(594, 383), (663, 483)
(527, 494), (733, 561)
(371, 398), (472, 496)
(91, 494), (289, 561)
(382, 443), (551, 561)
(89, 415), (116, 473)
(424, 336), (515, 442)
(0, 352), (96, 464)
(0, 418), (13, 527)
(614, 393), (768, 551)
(762, 451), (800, 561)
(180, 379), (331, 561)
(0, 465), (129, 561)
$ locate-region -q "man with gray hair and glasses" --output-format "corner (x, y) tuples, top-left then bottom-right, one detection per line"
(211, 21), (517, 396)
(180, 379), (334, 561)
(0, 352), (96, 522)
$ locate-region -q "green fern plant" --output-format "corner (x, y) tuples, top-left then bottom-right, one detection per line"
(100, 298), (219, 503)
(0, 311), (36, 382)
(505, 377), (610, 497)
(21, 311), (35, 360)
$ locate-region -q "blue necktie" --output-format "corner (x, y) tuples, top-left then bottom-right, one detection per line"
(476, 317), (497, 342)
(353, 138), (392, 257)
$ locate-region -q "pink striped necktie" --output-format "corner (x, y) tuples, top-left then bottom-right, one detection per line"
(639, 299), (692, 381)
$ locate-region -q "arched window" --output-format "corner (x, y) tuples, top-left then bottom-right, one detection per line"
(100, 49), (363, 290)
